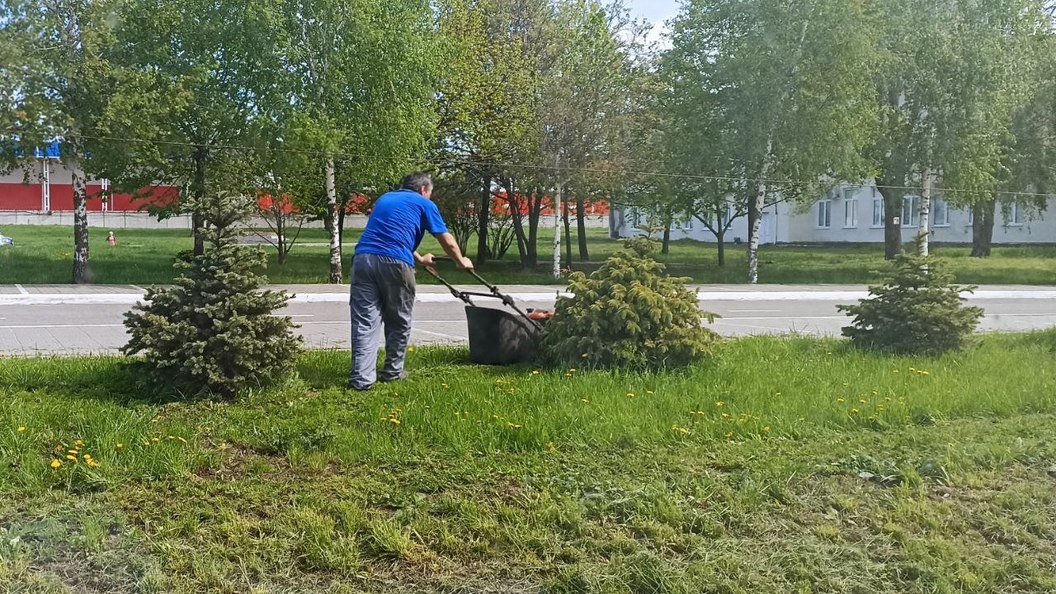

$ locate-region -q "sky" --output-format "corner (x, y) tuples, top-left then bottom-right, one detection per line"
(625, 0), (680, 45)
(626, 0), (680, 25)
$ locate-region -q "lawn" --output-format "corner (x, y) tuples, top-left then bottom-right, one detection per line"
(3, 333), (1056, 592)
(1, 224), (1054, 286)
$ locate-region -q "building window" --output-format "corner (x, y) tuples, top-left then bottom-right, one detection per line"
(933, 200), (949, 227)
(967, 207), (974, 225)
(901, 196), (920, 227)
(817, 199), (832, 228)
(872, 199), (884, 227)
(1007, 201), (1024, 226)
(720, 203), (736, 227)
(680, 216), (694, 231)
(843, 199), (858, 228)
(628, 207), (641, 228)
(843, 186), (857, 202)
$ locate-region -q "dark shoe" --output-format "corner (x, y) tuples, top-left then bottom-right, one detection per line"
(379, 371), (410, 383)
(347, 381), (373, 391)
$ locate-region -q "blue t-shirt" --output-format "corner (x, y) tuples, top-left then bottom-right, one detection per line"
(355, 189), (448, 265)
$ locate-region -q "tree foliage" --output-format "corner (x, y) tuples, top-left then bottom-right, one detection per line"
(541, 238), (719, 370)
(123, 191), (303, 398)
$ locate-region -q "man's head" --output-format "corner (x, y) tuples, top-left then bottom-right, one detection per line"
(400, 172), (433, 198)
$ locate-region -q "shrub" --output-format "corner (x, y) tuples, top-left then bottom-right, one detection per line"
(540, 238), (718, 370)
(122, 191), (303, 397)
(838, 244), (983, 356)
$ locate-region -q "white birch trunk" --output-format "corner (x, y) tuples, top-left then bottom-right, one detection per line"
(325, 156), (342, 283)
(919, 168), (932, 257)
(552, 179), (563, 279)
(71, 160), (90, 284)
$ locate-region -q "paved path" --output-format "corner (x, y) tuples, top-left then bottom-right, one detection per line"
(1, 284), (1054, 355)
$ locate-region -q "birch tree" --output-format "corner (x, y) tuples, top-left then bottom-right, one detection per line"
(666, 0), (879, 283)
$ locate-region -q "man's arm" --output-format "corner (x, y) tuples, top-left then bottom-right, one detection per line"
(418, 233), (472, 269)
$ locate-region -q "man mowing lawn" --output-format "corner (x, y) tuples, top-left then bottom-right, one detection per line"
(348, 172), (474, 391)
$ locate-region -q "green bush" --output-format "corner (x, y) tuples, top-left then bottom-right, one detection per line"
(838, 244), (983, 356)
(540, 238), (718, 370)
(122, 192), (303, 397)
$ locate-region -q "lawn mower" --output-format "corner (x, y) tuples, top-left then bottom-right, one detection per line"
(424, 262), (554, 365)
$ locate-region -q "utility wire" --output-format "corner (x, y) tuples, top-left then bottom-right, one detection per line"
(2, 128), (1053, 201)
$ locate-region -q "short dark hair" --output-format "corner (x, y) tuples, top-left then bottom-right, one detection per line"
(400, 172), (433, 193)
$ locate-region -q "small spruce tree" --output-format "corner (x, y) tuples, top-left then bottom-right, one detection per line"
(838, 240), (983, 356)
(123, 191), (303, 397)
(541, 237), (718, 370)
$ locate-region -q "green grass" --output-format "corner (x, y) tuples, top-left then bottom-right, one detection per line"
(3, 332), (1056, 592)
(1, 224), (1054, 285)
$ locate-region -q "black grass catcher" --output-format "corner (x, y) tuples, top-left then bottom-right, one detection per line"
(424, 263), (552, 366)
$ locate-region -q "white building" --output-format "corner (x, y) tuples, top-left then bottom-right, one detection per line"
(613, 182), (1056, 245)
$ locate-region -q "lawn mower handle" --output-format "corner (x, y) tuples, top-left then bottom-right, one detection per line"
(424, 259), (542, 331)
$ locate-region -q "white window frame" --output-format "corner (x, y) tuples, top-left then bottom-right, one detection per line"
(843, 199), (858, 228)
(932, 199), (950, 227)
(817, 199), (832, 229)
(1007, 201), (1025, 226)
(901, 196), (920, 228)
(843, 187), (857, 202)
(871, 198), (885, 228)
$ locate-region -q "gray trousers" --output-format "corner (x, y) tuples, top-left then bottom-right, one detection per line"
(348, 253), (416, 389)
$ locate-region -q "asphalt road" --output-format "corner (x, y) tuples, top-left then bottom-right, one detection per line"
(1, 284), (1055, 355)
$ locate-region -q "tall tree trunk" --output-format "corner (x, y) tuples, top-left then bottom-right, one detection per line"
(191, 147), (208, 256)
(971, 199), (996, 258)
(748, 179), (766, 284)
(877, 182), (904, 260)
(325, 156), (341, 283)
(576, 195), (588, 260)
(918, 169), (932, 257)
(70, 163), (90, 284)
(501, 179), (529, 267)
(716, 213), (726, 267)
(476, 180), (491, 263)
(662, 221), (671, 254)
(276, 211), (288, 265)
(338, 195), (347, 250)
(552, 181), (563, 279)
(562, 198), (572, 265)
(527, 188), (543, 268)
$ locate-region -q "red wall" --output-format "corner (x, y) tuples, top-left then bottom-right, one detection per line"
(0, 183), (179, 212)
(0, 184), (42, 210)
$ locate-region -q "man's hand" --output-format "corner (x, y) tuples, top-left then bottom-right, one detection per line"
(456, 256), (474, 270)
(417, 253), (436, 267)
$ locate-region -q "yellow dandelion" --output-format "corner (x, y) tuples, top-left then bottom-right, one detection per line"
(442, 383), (449, 389)
(74, 440), (84, 447)
(671, 424), (690, 435)
(87, 459), (99, 468)
(721, 413), (730, 419)
(531, 370), (540, 375)
(65, 454), (77, 461)
(407, 346), (416, 353)
(51, 459), (62, 469)
(920, 371), (930, 376)
(116, 443), (124, 449)
(507, 422), (522, 429)
(581, 399), (590, 404)
(646, 390), (654, 395)
(859, 399), (867, 404)
(715, 401), (725, 407)
(850, 408), (860, 414)
(67, 449), (78, 455)
(837, 398), (846, 403)
(762, 426), (771, 433)
(17, 426), (26, 433)
(724, 432), (734, 439)
(627, 393), (635, 398)
(547, 441), (556, 451)
(388, 418), (401, 426)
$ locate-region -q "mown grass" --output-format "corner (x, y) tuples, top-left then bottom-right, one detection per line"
(0, 224), (1054, 285)
(2, 332), (1056, 592)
